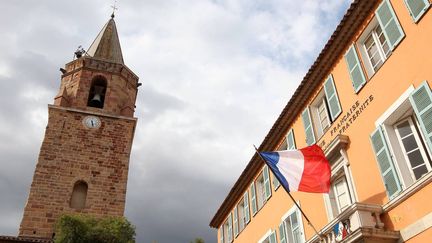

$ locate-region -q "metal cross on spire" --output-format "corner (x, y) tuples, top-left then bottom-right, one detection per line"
(111, 0), (118, 18)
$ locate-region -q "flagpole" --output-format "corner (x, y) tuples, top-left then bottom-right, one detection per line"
(253, 145), (323, 240)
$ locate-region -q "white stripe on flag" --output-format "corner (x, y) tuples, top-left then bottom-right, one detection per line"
(276, 150), (305, 191)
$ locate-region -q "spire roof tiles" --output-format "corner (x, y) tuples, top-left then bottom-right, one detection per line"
(87, 17), (124, 64)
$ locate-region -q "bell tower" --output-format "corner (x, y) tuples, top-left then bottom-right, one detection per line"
(19, 15), (139, 239)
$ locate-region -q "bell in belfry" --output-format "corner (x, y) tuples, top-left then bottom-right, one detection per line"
(89, 85), (105, 107)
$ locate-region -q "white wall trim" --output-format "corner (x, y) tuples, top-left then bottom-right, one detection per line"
(400, 212), (432, 242)
(257, 229), (272, 243)
(375, 85), (414, 127)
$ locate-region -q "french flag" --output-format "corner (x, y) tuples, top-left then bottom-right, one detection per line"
(260, 144), (330, 193)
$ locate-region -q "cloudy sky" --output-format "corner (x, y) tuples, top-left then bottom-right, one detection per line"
(0, 0), (351, 242)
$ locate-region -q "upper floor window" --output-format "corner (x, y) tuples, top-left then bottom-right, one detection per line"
(258, 230), (277, 243)
(362, 23), (390, 73)
(278, 205), (305, 243)
(250, 166), (271, 216)
(302, 75), (342, 145)
(87, 76), (107, 109)
(404, 0), (430, 22)
(70, 181), (88, 209)
(371, 82), (432, 199)
(220, 214), (233, 243)
(345, 0), (404, 92)
(234, 192), (250, 235)
(324, 153), (356, 220)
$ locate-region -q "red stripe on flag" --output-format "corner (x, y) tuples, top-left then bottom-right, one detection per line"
(297, 145), (331, 193)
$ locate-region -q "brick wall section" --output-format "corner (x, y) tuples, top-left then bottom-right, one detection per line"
(54, 57), (139, 117)
(19, 106), (137, 238)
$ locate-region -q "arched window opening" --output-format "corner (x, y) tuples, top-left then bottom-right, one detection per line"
(70, 181), (88, 209)
(87, 76), (107, 108)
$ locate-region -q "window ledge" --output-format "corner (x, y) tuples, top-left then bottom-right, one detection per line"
(383, 171), (432, 212)
(324, 134), (350, 159)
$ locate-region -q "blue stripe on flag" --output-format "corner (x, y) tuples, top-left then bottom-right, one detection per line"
(260, 152), (291, 192)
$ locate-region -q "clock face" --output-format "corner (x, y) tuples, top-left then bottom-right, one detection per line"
(83, 116), (101, 129)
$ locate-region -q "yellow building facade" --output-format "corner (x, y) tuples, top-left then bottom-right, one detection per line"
(210, 0), (432, 242)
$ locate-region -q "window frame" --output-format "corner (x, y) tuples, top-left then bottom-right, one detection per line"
(403, 0), (431, 23)
(394, 117), (432, 181)
(357, 18), (391, 78)
(374, 84), (432, 199)
(280, 204), (306, 243)
(323, 153), (357, 221)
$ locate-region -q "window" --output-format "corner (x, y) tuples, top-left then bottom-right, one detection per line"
(310, 92), (331, 139)
(364, 24), (390, 73)
(372, 82), (432, 199)
(235, 194), (249, 234)
(221, 214), (233, 243)
(258, 230), (277, 243)
(302, 75), (342, 143)
(255, 166), (271, 210)
(279, 206), (305, 243)
(324, 153), (356, 220)
(404, 0), (430, 22)
(346, 0), (404, 91)
(394, 118), (431, 180)
(87, 75), (107, 108)
(70, 181), (88, 209)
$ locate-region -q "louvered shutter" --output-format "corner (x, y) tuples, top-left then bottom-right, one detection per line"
(243, 192), (250, 224)
(233, 207), (238, 237)
(273, 173), (280, 189)
(269, 231), (277, 243)
(279, 222), (287, 243)
(409, 81), (432, 152)
(370, 127), (402, 199)
(287, 129), (296, 150)
(404, 0), (430, 22)
(263, 166), (272, 200)
(250, 182), (257, 215)
(324, 74), (342, 121)
(376, 0), (405, 50)
(302, 107), (316, 145)
(345, 45), (366, 93)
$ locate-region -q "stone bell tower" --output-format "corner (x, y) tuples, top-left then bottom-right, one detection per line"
(19, 15), (139, 239)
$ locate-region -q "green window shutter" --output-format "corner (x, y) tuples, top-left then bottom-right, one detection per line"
(273, 173), (280, 190)
(279, 223), (287, 243)
(263, 166), (272, 200)
(269, 231), (277, 243)
(344, 45), (366, 93)
(233, 207), (238, 237)
(404, 0), (430, 22)
(370, 127), (402, 199)
(250, 182), (257, 215)
(324, 74), (342, 121)
(302, 107), (316, 145)
(220, 227), (224, 243)
(376, 0), (405, 50)
(243, 192), (250, 223)
(409, 81), (432, 152)
(287, 129), (296, 150)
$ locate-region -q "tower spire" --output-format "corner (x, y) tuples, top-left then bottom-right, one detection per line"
(86, 16), (124, 64)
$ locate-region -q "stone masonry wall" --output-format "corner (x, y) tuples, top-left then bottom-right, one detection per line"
(19, 106), (136, 239)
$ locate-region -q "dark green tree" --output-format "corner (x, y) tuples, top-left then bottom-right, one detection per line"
(190, 238), (205, 243)
(54, 214), (135, 243)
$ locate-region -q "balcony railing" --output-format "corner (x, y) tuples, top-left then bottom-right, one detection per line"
(307, 203), (400, 243)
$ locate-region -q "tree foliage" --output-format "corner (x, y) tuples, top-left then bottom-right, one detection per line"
(190, 238), (205, 243)
(54, 214), (136, 243)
